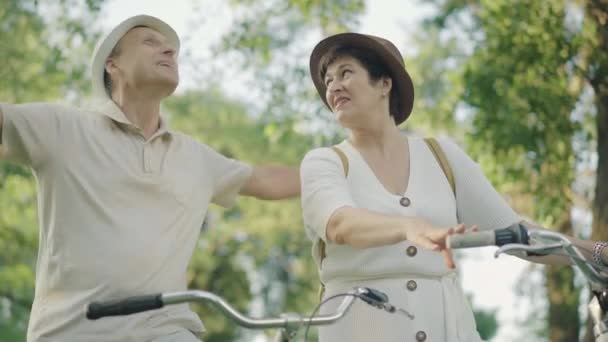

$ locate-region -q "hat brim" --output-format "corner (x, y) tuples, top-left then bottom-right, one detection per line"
(309, 33), (414, 125)
(90, 15), (180, 99)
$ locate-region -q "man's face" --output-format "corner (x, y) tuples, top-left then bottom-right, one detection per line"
(106, 26), (179, 97)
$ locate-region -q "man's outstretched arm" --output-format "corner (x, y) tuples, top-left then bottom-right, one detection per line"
(239, 165), (300, 200)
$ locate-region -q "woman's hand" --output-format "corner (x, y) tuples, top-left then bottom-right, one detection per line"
(406, 222), (477, 269)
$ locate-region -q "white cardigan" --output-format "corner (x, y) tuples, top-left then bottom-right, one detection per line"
(300, 137), (520, 341)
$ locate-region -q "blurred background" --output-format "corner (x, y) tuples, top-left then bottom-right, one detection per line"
(1, 0), (607, 341)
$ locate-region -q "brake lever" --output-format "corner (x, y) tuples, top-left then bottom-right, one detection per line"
(357, 287), (415, 319)
(494, 242), (564, 258)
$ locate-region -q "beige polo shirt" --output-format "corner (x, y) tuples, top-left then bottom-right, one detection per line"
(0, 100), (253, 342)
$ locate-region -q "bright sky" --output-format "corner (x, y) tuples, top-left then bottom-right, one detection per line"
(97, 1), (549, 341)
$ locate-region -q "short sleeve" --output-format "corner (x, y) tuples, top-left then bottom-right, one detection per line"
(300, 148), (356, 242)
(0, 103), (63, 167)
(438, 137), (521, 230)
(203, 145), (253, 208)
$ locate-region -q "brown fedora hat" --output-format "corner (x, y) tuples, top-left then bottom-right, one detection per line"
(309, 33), (415, 125)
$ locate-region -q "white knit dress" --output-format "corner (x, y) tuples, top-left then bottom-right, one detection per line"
(300, 137), (520, 342)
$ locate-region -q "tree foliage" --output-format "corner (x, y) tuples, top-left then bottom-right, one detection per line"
(424, 0), (607, 340)
(0, 0), (103, 340)
(206, 0), (366, 137)
(8, 0), (607, 340)
(164, 89), (317, 341)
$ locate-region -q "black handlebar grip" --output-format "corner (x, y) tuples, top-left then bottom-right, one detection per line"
(86, 294), (163, 320)
(494, 224), (530, 246)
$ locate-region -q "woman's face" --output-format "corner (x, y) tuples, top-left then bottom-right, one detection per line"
(323, 56), (390, 127)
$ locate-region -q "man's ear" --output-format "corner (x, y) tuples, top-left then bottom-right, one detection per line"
(105, 57), (120, 76)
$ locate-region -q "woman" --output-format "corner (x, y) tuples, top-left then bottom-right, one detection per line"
(300, 32), (509, 342)
(301, 32), (608, 342)
(301, 31), (591, 341)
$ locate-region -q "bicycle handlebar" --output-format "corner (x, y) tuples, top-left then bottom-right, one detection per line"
(450, 227), (608, 285)
(495, 229), (608, 285)
(451, 227), (608, 342)
(86, 287), (404, 329)
(86, 294), (163, 320)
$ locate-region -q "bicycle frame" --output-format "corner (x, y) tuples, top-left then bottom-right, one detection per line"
(495, 229), (608, 342)
(87, 286), (401, 341)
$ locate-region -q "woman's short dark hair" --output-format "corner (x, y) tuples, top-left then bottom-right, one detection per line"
(319, 45), (401, 123)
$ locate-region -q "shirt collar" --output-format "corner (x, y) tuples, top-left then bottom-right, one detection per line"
(97, 99), (172, 138)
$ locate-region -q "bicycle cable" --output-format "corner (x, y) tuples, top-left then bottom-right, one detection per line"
(302, 293), (357, 342)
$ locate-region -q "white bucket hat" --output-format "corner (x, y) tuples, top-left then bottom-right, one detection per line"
(90, 14), (180, 99)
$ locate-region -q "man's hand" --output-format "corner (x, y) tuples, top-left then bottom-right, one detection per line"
(406, 223), (477, 269)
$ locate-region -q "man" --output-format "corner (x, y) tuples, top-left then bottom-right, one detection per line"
(0, 15), (299, 342)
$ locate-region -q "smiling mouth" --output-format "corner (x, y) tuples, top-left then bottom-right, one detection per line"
(334, 98), (349, 109)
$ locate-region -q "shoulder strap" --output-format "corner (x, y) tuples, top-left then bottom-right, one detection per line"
(317, 145), (350, 300)
(318, 141), (454, 300)
(330, 146), (349, 177)
(424, 138), (455, 195)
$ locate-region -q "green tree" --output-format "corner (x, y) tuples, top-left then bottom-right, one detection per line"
(586, 0), (608, 268)
(460, 3), (582, 337)
(164, 89), (316, 341)
(405, 25), (468, 137)
(0, 0), (103, 339)
(583, 1), (608, 340)
(405, 19), (504, 339)
(424, 0), (608, 340)
(208, 0), (365, 135)
(195, 2), (365, 339)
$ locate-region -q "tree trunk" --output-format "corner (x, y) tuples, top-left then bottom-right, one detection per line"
(584, 79), (608, 342)
(588, 0), (608, 242)
(546, 213), (580, 342)
(585, 1), (608, 340)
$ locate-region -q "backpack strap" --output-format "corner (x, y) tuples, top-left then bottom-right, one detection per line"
(424, 138), (455, 195)
(317, 146), (349, 300)
(330, 146), (349, 177)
